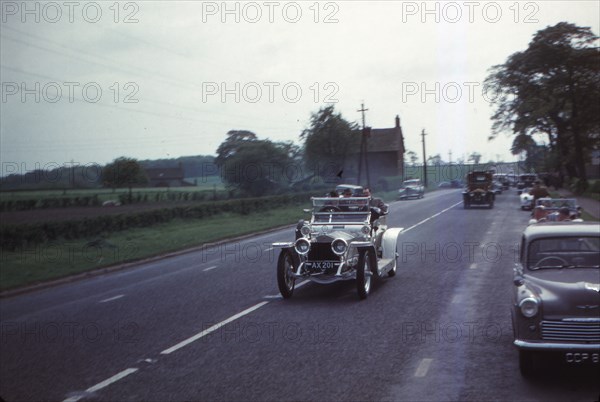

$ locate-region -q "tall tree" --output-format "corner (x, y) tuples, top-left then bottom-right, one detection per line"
(215, 130), (296, 196)
(485, 22), (599, 192)
(300, 105), (359, 178)
(101, 157), (148, 202)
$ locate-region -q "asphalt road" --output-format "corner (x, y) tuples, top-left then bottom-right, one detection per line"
(1, 189), (599, 401)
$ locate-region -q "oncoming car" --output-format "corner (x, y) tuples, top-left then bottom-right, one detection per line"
(273, 196), (403, 300)
(398, 179), (424, 200)
(512, 222), (600, 376)
(520, 188), (534, 211)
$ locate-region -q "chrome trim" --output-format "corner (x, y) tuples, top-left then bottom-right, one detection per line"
(272, 242), (294, 248)
(331, 238), (348, 256)
(514, 340), (600, 351)
(294, 238), (310, 255)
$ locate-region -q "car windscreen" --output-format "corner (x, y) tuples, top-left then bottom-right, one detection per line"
(527, 236), (600, 269)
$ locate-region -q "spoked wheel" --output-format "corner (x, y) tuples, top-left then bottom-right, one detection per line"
(356, 249), (373, 300)
(277, 250), (296, 299)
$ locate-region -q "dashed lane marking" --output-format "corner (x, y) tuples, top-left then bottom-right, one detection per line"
(203, 266), (218, 272)
(160, 301), (270, 355)
(403, 202), (462, 233)
(63, 368), (139, 402)
(414, 358), (433, 377)
(469, 263), (477, 269)
(99, 295), (124, 303)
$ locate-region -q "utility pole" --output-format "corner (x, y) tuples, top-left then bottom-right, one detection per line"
(421, 129), (427, 187)
(357, 102), (370, 188)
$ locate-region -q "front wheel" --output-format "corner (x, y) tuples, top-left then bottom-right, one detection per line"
(356, 250), (373, 300)
(277, 250), (296, 299)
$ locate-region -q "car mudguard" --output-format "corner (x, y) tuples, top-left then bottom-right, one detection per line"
(381, 227), (403, 260)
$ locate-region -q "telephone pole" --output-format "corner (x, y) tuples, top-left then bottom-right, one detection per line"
(421, 129), (428, 187)
(357, 102), (370, 188)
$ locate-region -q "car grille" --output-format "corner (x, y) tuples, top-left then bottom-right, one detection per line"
(541, 320), (600, 342)
(308, 243), (338, 262)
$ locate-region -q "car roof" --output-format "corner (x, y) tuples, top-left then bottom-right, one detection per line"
(524, 222), (600, 241)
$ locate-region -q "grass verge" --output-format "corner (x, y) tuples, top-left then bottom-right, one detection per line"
(0, 203), (308, 292)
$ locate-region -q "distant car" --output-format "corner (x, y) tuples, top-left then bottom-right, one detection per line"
(511, 222), (600, 377)
(398, 179), (424, 200)
(462, 171), (495, 209)
(517, 174), (538, 194)
(492, 181), (503, 195)
(494, 173), (510, 190)
(520, 188), (534, 210)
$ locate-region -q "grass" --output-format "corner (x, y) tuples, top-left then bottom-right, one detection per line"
(0, 203), (309, 291)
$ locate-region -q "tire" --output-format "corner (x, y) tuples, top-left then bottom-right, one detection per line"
(356, 249), (373, 300)
(388, 246), (398, 277)
(519, 350), (534, 377)
(277, 250), (296, 299)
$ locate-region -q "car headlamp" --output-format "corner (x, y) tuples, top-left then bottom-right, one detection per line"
(300, 225), (311, 237)
(294, 238), (310, 255)
(361, 225), (371, 235)
(331, 238), (348, 256)
(519, 297), (539, 318)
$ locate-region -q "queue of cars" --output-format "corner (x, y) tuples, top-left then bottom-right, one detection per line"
(274, 176), (599, 377)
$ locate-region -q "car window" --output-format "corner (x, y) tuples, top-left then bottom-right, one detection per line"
(527, 236), (600, 269)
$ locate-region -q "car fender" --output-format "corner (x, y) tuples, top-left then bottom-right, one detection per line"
(381, 227), (403, 260)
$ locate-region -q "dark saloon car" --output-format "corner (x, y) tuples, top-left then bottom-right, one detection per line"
(512, 222), (600, 376)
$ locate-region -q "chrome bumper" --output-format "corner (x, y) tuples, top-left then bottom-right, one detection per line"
(514, 340), (600, 351)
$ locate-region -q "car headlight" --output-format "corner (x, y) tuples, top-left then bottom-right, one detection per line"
(519, 297), (539, 318)
(331, 238), (348, 256)
(361, 225), (371, 235)
(300, 225), (311, 237)
(294, 238), (310, 255)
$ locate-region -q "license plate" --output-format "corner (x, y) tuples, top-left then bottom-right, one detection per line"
(306, 261), (339, 270)
(565, 352), (599, 364)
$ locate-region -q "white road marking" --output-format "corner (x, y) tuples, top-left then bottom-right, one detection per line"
(451, 295), (462, 304)
(203, 266), (218, 272)
(264, 246), (274, 252)
(63, 368), (139, 402)
(414, 358), (433, 377)
(99, 295), (124, 303)
(469, 263), (477, 269)
(403, 202), (462, 233)
(160, 301), (270, 355)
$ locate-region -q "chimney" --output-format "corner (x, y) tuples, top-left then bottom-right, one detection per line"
(395, 115), (400, 128)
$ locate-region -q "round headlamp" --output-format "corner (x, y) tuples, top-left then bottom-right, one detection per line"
(361, 225), (371, 235)
(300, 225), (311, 237)
(294, 238), (310, 255)
(519, 297), (539, 318)
(331, 238), (348, 256)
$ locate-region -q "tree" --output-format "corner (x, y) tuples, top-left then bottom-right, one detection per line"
(468, 152), (482, 164)
(427, 154), (444, 165)
(101, 157), (148, 202)
(485, 22), (600, 192)
(300, 105), (359, 178)
(406, 150), (418, 166)
(215, 130), (296, 196)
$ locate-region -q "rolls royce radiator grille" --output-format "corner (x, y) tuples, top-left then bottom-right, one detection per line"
(541, 320), (600, 342)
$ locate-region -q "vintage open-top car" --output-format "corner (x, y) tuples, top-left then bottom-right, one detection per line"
(530, 198), (582, 223)
(398, 179), (425, 200)
(273, 196), (402, 300)
(512, 222), (600, 376)
(462, 171), (495, 209)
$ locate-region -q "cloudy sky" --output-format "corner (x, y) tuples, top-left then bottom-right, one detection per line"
(1, 0), (599, 173)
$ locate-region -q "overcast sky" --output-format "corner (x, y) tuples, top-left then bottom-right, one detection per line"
(1, 0), (599, 174)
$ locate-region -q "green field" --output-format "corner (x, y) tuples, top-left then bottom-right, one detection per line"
(0, 204), (309, 291)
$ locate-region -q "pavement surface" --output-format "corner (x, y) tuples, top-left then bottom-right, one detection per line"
(1, 188), (599, 401)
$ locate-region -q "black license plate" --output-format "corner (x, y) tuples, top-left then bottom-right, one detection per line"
(305, 261), (339, 270)
(565, 352), (599, 364)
